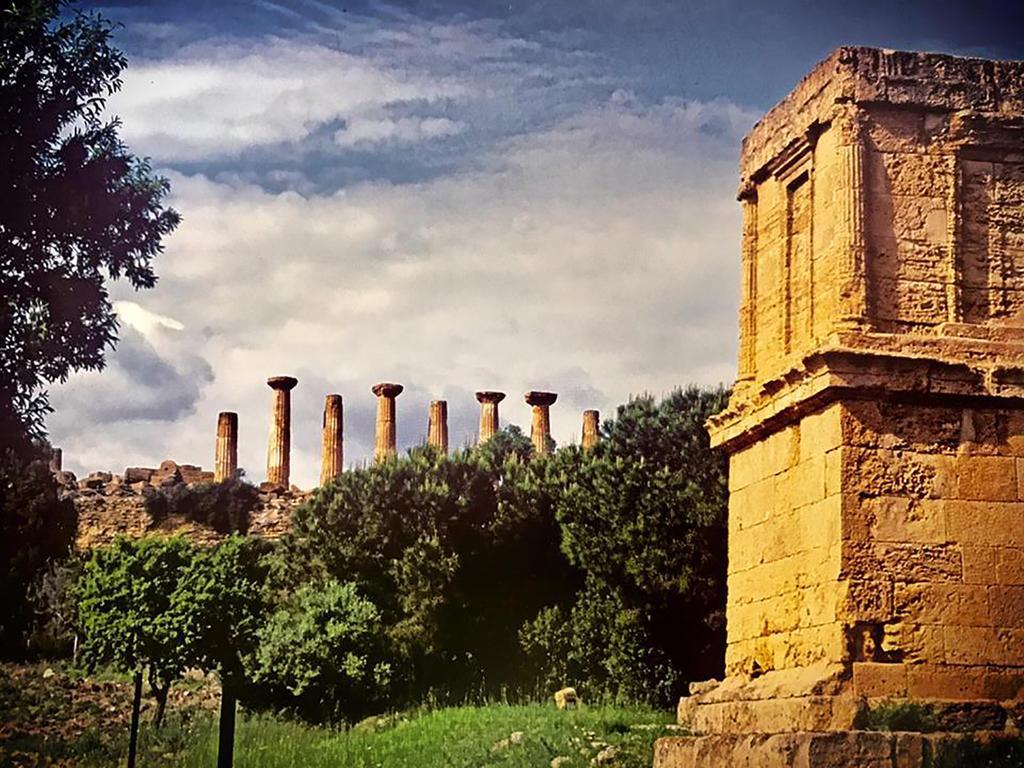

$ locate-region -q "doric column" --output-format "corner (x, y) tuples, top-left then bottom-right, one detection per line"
(320, 394), (343, 485)
(737, 182), (758, 387)
(266, 376), (298, 487)
(214, 411), (238, 482)
(475, 391), (505, 443)
(582, 410), (600, 451)
(427, 400), (449, 455)
(372, 382), (403, 463)
(524, 391), (557, 456)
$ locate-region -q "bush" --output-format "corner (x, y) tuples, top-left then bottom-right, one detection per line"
(144, 478), (260, 534)
(281, 428), (580, 705)
(255, 580), (392, 722)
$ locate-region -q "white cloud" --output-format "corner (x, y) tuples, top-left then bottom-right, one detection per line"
(334, 116), (465, 148)
(50, 94), (755, 487)
(110, 38), (468, 160)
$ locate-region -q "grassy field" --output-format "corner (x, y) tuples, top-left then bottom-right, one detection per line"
(1, 663), (677, 767)
(168, 704), (677, 768)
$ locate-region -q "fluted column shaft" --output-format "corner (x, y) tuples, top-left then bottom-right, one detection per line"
(582, 409), (600, 451)
(215, 411), (238, 482)
(372, 383), (403, 463)
(524, 391), (557, 456)
(266, 376), (298, 487)
(320, 394), (343, 485)
(475, 391), (505, 444)
(428, 400), (448, 455)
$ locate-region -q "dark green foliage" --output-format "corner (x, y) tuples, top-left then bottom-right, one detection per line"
(857, 699), (940, 732)
(0, 446), (77, 652)
(26, 554), (82, 657)
(537, 385), (730, 703)
(0, 0), (180, 442)
(254, 580), (393, 722)
(144, 479), (260, 535)
(282, 428), (580, 707)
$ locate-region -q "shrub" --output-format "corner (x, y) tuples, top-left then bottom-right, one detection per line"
(281, 428), (580, 705)
(255, 580), (392, 722)
(144, 478), (260, 534)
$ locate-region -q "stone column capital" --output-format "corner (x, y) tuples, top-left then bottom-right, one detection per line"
(524, 390), (557, 407)
(267, 375), (298, 391)
(372, 382), (404, 398)
(475, 390), (506, 404)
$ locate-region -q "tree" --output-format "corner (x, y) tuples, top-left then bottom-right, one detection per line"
(175, 536), (271, 768)
(77, 537), (197, 767)
(546, 385), (730, 703)
(281, 429), (580, 705)
(0, 0), (180, 444)
(254, 580), (392, 722)
(0, 446), (76, 653)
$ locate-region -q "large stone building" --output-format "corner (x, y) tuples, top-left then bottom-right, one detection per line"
(657, 46), (1024, 766)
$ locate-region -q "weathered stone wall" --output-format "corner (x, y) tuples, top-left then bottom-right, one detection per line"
(61, 462), (302, 551)
(725, 399), (1024, 697)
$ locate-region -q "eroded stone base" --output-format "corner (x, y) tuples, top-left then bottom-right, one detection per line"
(653, 730), (1017, 768)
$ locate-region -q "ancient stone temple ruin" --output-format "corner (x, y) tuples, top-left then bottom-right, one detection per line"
(59, 378), (602, 550)
(656, 47), (1024, 766)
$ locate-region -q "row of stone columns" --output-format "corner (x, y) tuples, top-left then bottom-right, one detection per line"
(213, 378), (601, 489)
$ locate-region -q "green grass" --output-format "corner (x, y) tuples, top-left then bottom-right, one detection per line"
(166, 703), (676, 768)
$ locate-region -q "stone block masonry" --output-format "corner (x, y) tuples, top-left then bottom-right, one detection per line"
(658, 46), (1024, 767)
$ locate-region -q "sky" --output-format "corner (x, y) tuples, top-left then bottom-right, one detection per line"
(49, 0), (1024, 486)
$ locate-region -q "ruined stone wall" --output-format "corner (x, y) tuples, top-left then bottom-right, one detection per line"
(62, 463), (302, 551)
(841, 400), (1024, 701)
(725, 398), (1024, 697)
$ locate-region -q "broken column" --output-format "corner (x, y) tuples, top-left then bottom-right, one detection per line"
(49, 447), (62, 473)
(581, 410), (599, 450)
(320, 394), (343, 485)
(475, 391), (505, 443)
(372, 382), (403, 463)
(266, 376), (298, 488)
(524, 391), (557, 455)
(427, 400), (448, 455)
(214, 411), (238, 482)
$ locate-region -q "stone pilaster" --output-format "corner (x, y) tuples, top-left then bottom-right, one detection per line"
(524, 391), (557, 456)
(320, 394), (343, 485)
(475, 391), (505, 443)
(427, 400), (448, 455)
(737, 183), (758, 387)
(266, 376), (298, 487)
(582, 409), (600, 451)
(372, 382), (403, 463)
(834, 106), (870, 330)
(214, 411), (238, 482)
